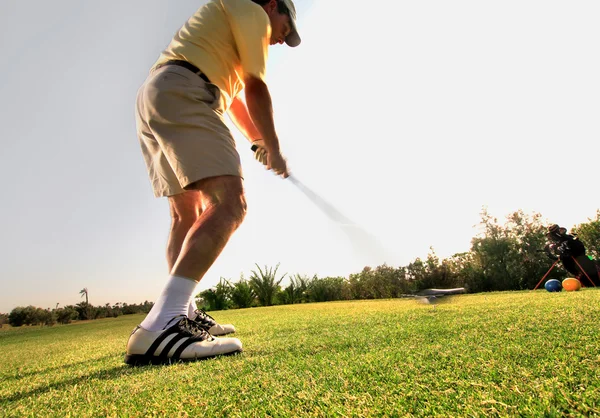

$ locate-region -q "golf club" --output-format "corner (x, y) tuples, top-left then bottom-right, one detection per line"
(403, 288), (466, 305)
(251, 143), (353, 225)
(250, 144), (394, 263)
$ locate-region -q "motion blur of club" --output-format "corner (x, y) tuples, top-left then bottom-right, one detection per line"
(251, 143), (394, 265)
(287, 175), (395, 264)
(252, 144), (468, 303)
(410, 288), (466, 305)
(287, 176), (468, 304)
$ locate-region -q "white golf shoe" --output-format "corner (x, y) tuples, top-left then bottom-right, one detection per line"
(124, 315), (242, 366)
(191, 309), (236, 336)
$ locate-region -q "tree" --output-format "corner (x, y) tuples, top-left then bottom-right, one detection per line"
(405, 259), (426, 292)
(416, 250), (462, 291)
(75, 302), (94, 320)
(55, 306), (79, 324)
(8, 306), (55, 326)
(281, 274), (309, 304)
(375, 264), (409, 297)
(506, 210), (562, 289)
(249, 263), (286, 306)
(572, 210), (600, 261)
(8, 307), (28, 327)
(469, 208), (522, 291)
(463, 208), (568, 291)
(227, 276), (255, 309)
(79, 288), (89, 304)
(199, 278), (231, 311)
(347, 267), (370, 300)
(121, 303), (142, 315)
(38, 309), (57, 327)
(447, 251), (485, 293)
(306, 276), (347, 303)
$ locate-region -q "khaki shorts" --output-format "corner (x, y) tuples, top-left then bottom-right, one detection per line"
(135, 65), (242, 197)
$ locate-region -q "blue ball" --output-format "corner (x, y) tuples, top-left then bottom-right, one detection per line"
(545, 279), (562, 292)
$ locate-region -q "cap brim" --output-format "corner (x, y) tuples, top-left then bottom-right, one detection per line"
(286, 32), (301, 47)
(285, 20), (301, 47)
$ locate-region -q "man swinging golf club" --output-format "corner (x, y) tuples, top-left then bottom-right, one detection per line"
(127, 0), (300, 365)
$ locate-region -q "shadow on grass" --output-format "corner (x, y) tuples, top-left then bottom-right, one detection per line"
(1, 361), (150, 404)
(1, 353), (245, 405)
(0, 354), (119, 382)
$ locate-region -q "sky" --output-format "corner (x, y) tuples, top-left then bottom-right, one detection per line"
(0, 0), (598, 313)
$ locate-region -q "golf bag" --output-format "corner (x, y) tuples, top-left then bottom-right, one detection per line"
(542, 229), (600, 286)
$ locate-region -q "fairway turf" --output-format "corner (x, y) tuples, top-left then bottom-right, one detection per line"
(1, 290), (599, 417)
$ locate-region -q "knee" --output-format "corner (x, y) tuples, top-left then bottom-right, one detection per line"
(222, 193), (247, 226)
(204, 191), (247, 227)
(187, 176), (248, 227)
(169, 197), (201, 229)
(170, 210), (198, 229)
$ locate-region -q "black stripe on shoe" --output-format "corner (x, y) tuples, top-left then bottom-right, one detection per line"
(157, 333), (188, 360)
(171, 335), (207, 361)
(144, 326), (180, 358)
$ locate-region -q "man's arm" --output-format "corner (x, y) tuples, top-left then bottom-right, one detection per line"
(236, 74), (288, 177)
(242, 75), (281, 153)
(227, 95), (262, 143)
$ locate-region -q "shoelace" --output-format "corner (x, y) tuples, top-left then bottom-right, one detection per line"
(197, 308), (215, 320)
(167, 315), (212, 340)
(182, 317), (211, 336)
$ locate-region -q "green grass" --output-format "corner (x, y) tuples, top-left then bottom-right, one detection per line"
(1, 290), (599, 417)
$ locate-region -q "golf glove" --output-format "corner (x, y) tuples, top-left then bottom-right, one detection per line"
(251, 140), (268, 166)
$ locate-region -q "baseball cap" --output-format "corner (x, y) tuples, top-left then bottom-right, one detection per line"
(281, 0), (301, 47)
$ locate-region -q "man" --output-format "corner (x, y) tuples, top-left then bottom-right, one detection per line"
(126, 0), (301, 366)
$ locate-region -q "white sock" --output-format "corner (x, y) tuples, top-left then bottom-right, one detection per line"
(140, 275), (198, 332)
(188, 298), (198, 318)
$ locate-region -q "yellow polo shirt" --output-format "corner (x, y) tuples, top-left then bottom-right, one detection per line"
(152, 0), (271, 110)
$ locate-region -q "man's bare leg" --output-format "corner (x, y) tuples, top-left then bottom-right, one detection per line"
(166, 191), (203, 317)
(166, 191), (202, 272)
(140, 175), (246, 331)
(170, 175), (247, 281)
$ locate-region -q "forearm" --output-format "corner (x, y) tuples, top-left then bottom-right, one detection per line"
(243, 77), (280, 152)
(228, 96), (262, 142)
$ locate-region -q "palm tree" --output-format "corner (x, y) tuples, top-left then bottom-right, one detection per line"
(79, 288), (89, 305)
(198, 278), (231, 311)
(249, 263), (286, 306)
(285, 274), (309, 304)
(226, 275), (256, 309)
